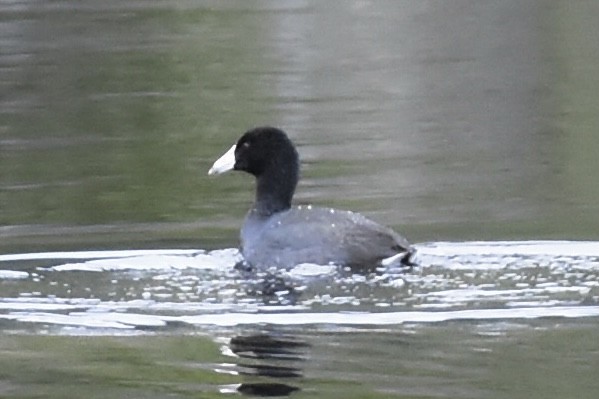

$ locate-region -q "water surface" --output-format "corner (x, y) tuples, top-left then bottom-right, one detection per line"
(2, 1), (599, 398)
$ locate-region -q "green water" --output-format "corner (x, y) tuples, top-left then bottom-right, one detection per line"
(2, 322), (599, 398)
(2, 1), (599, 397)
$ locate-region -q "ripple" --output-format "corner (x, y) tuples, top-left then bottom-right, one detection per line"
(0, 270), (29, 279)
(46, 249), (241, 272)
(1, 241), (598, 333)
(2, 306), (599, 331)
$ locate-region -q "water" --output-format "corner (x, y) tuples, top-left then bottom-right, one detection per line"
(2, 1), (599, 398)
(2, 243), (599, 398)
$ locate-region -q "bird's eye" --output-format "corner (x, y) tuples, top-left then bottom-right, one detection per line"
(240, 141), (250, 149)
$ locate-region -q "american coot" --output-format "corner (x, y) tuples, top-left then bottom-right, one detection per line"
(208, 127), (414, 270)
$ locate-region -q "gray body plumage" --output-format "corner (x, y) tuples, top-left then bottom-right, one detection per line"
(241, 205), (411, 270)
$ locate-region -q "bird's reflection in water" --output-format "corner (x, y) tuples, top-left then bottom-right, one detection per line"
(219, 332), (309, 396)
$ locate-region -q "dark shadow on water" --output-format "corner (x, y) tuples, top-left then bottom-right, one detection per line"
(230, 334), (309, 361)
(234, 258), (415, 307)
(237, 383), (300, 397)
(235, 262), (303, 306)
(227, 332), (309, 396)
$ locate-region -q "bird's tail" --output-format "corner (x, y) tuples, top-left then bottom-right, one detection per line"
(381, 247), (417, 268)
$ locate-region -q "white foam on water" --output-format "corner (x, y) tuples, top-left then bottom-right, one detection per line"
(0, 302), (82, 311)
(41, 248), (242, 272)
(2, 241), (598, 272)
(417, 285), (591, 304)
(287, 263), (337, 277)
(178, 306), (599, 326)
(1, 241), (598, 334)
(1, 305), (598, 330)
(50, 254), (214, 272)
(418, 241), (599, 257)
(0, 270), (29, 279)
(0, 296), (308, 315)
(1, 312), (133, 329)
(0, 249), (202, 262)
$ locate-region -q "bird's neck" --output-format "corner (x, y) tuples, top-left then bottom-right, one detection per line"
(253, 167), (297, 216)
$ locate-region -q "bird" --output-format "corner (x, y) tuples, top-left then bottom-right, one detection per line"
(208, 126), (414, 271)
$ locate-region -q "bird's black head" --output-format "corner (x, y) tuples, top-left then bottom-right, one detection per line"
(233, 126), (299, 178)
(208, 126), (300, 214)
